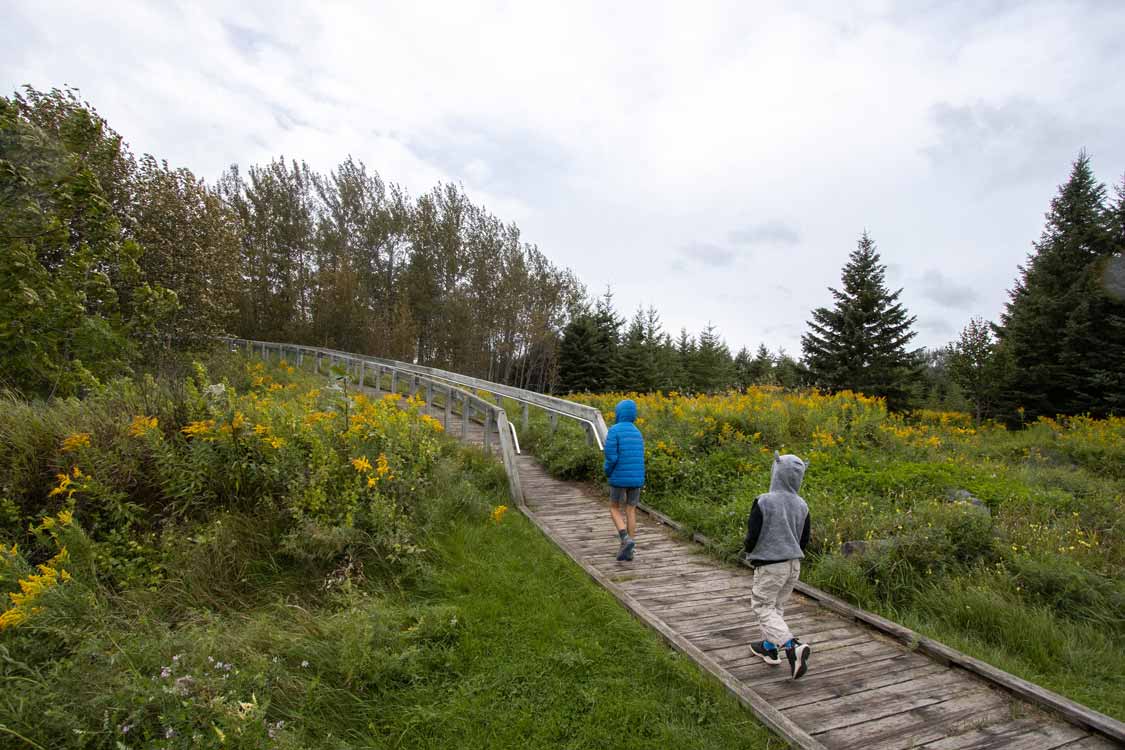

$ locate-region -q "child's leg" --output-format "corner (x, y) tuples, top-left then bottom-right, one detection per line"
(609, 502), (627, 534)
(774, 559), (800, 622)
(751, 563), (794, 647)
(624, 504), (637, 539)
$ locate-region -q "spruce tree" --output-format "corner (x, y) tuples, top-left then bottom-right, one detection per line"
(558, 312), (602, 393)
(949, 318), (1006, 422)
(733, 347), (753, 391)
(691, 323), (734, 392)
(802, 231), (920, 409)
(747, 344), (774, 384)
(619, 307), (659, 392)
(997, 153), (1120, 418)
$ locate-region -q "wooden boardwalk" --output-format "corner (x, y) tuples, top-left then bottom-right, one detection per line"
(429, 400), (1123, 749)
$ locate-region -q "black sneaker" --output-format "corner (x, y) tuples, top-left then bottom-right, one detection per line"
(786, 640), (810, 679)
(750, 641), (781, 665)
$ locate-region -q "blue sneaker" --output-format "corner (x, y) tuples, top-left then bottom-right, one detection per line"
(617, 536), (635, 561)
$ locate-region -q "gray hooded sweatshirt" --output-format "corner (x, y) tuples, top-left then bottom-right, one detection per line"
(744, 453), (810, 565)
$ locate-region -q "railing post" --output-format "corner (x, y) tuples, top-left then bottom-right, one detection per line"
(521, 403), (529, 432)
(483, 409), (493, 454)
(359, 360), (365, 388)
(298, 348), (303, 368)
(496, 411), (524, 506)
(444, 386), (452, 427)
(426, 381), (433, 406)
(462, 396), (470, 439)
(390, 369), (398, 395)
(549, 412), (558, 435)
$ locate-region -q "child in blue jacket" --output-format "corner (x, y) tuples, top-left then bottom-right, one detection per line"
(604, 399), (645, 561)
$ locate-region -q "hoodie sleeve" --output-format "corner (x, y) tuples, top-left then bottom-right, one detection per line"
(799, 512), (811, 551)
(603, 426), (619, 478)
(744, 498), (763, 554)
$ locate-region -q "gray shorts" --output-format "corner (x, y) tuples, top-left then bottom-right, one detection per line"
(609, 486), (641, 506)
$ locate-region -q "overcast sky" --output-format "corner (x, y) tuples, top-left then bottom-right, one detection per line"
(4, 1), (1124, 354)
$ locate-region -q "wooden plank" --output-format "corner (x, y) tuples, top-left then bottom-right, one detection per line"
(815, 689), (1012, 750)
(790, 582), (1125, 744)
(517, 505), (828, 750)
(796, 671), (981, 734)
(918, 718), (1087, 750)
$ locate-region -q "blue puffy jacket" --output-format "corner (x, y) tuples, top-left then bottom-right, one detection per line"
(604, 399), (645, 488)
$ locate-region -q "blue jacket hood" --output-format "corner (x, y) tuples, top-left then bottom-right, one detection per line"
(615, 399), (637, 423)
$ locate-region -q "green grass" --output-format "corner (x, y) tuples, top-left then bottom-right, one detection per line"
(0, 506), (775, 750)
(380, 512), (774, 749)
(0, 354), (776, 749)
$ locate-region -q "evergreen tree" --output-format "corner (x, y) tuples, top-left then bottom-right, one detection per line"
(592, 289), (623, 389)
(802, 231), (920, 409)
(676, 328), (697, 392)
(747, 344), (774, 384)
(619, 307), (662, 392)
(774, 349), (805, 389)
(691, 323), (734, 392)
(948, 319), (1006, 422)
(732, 347), (753, 391)
(997, 153), (1121, 418)
(558, 312), (601, 393)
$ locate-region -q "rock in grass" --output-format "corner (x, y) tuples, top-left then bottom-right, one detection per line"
(945, 489), (991, 516)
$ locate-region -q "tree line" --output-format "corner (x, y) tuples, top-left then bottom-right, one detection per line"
(1, 86), (581, 398)
(3, 86), (1122, 419)
(555, 154), (1125, 421)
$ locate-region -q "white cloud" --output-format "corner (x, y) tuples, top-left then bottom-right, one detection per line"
(3, 0), (1124, 354)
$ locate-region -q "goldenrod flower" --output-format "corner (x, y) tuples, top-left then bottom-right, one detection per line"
(182, 419), (216, 439)
(266, 436), (286, 449)
(376, 453), (390, 477)
(61, 432), (91, 452)
(352, 456), (372, 473)
(231, 412), (247, 430)
(128, 415), (159, 437)
(491, 505), (508, 524)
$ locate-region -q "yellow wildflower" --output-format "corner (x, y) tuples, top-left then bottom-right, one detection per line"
(352, 456), (373, 473)
(57, 510), (73, 526)
(253, 423), (271, 436)
(367, 476), (377, 488)
(61, 432), (91, 452)
(266, 436), (286, 449)
(231, 412), (247, 430)
(182, 419), (216, 439)
(128, 415), (159, 437)
(491, 505), (509, 524)
(375, 453), (390, 477)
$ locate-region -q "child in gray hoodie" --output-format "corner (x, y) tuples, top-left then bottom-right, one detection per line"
(744, 452), (811, 679)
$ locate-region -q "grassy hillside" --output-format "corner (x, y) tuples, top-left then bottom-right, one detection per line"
(524, 388), (1125, 719)
(0, 355), (772, 749)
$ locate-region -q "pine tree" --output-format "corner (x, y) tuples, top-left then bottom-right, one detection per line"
(997, 153), (1118, 418)
(732, 347), (753, 391)
(747, 344), (774, 384)
(949, 319), (1006, 422)
(676, 329), (697, 392)
(691, 323), (734, 392)
(558, 312), (601, 393)
(802, 231), (920, 409)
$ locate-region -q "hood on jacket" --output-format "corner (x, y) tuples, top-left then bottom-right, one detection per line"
(768, 452), (807, 494)
(614, 399), (638, 424)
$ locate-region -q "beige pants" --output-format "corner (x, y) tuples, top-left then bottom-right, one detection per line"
(751, 559), (800, 646)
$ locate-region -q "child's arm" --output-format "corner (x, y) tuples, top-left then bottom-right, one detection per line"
(603, 427), (619, 478)
(743, 498), (763, 554)
(799, 512), (811, 551)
